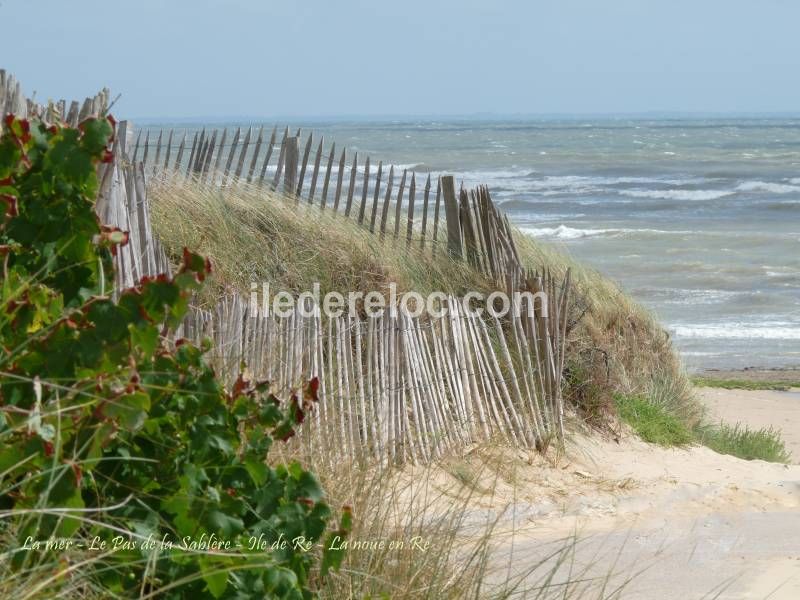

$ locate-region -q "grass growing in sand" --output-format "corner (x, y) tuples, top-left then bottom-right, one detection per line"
(146, 174), (702, 596)
(614, 388), (791, 462)
(695, 422), (791, 463)
(692, 376), (800, 391)
(613, 394), (693, 446)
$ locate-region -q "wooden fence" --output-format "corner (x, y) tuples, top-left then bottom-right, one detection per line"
(0, 68), (110, 130)
(2, 70), (572, 464)
(129, 124), (525, 286)
(104, 124), (571, 463)
(182, 287), (568, 465)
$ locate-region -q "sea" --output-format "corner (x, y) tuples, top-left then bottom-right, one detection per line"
(143, 117), (800, 371)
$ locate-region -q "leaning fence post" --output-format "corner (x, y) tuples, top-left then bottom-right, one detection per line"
(441, 175), (462, 259)
(284, 136), (299, 195)
(117, 120), (134, 161)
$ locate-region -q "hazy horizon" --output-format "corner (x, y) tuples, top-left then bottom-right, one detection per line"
(132, 111), (800, 124)
(2, 0), (800, 119)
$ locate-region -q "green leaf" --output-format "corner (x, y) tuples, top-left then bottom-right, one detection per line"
(104, 392), (150, 430)
(243, 457), (269, 486)
(129, 322), (159, 357)
(206, 510), (244, 537)
(55, 487), (85, 538)
(203, 564), (228, 598)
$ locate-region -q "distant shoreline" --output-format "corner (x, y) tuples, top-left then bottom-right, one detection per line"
(694, 366), (800, 386)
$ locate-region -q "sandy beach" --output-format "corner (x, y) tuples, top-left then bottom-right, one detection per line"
(446, 384), (800, 598)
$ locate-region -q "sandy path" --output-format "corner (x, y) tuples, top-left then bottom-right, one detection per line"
(482, 436), (800, 598)
(697, 387), (800, 464)
(467, 388), (800, 598)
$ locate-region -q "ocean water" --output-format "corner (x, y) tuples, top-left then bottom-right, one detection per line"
(143, 117), (800, 370)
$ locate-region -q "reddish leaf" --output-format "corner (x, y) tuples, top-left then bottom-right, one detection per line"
(1, 194), (18, 217)
(69, 461), (83, 487)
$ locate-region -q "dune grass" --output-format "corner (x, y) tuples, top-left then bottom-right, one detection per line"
(694, 422), (791, 463)
(613, 389), (791, 463)
(149, 177), (497, 305)
(613, 393), (693, 446)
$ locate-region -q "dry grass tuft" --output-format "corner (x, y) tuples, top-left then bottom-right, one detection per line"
(149, 177), (497, 307)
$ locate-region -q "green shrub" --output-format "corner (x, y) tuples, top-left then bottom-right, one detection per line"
(0, 115), (345, 598)
(613, 393), (693, 447)
(695, 422), (791, 463)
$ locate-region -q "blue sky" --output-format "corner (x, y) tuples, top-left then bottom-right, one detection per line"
(2, 0), (799, 118)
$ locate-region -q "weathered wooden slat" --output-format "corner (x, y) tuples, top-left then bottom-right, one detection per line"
(419, 174), (432, 249)
(432, 176), (442, 253)
(201, 130), (218, 179)
(369, 161), (383, 232)
(406, 172), (417, 246)
(194, 136), (210, 176)
(258, 126), (278, 186)
(185, 130), (199, 175)
(223, 127), (241, 182)
(193, 129), (208, 174)
(234, 126), (252, 179)
(78, 97), (94, 122)
(441, 175), (462, 258)
(247, 126), (264, 183)
(478, 187), (497, 279)
(272, 127), (290, 189)
(308, 137), (324, 203)
(163, 129), (174, 170)
(173, 132), (187, 171)
(153, 129), (163, 170)
(470, 189), (489, 277)
(209, 128), (227, 179)
(357, 157), (370, 224)
(320, 142), (336, 210)
(284, 136), (299, 194)
(65, 100), (79, 128)
(459, 186), (479, 267)
(379, 165), (395, 237)
(333, 148), (346, 212)
(132, 130), (142, 162)
(393, 169), (408, 238)
(296, 133), (314, 198)
(191, 129), (209, 173)
(344, 152), (358, 217)
(141, 130), (150, 166)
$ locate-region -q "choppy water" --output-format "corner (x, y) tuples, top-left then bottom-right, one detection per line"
(144, 117), (800, 370)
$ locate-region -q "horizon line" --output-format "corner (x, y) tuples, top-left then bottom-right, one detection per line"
(128, 111), (800, 124)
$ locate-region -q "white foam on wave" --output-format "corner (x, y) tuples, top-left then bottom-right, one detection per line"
(671, 323), (800, 340)
(521, 225), (693, 240)
(620, 189), (734, 201)
(736, 181), (800, 194)
(455, 172), (713, 196)
(522, 225), (616, 239)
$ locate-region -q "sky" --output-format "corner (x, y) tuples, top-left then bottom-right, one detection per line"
(2, 0), (800, 119)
